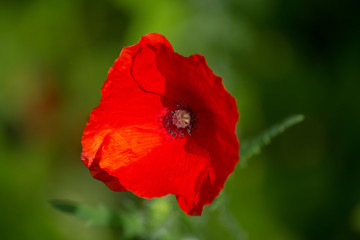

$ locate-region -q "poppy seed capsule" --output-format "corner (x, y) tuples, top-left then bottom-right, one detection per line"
(172, 109), (191, 129)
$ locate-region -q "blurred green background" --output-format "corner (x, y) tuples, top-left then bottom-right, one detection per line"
(1, 0), (359, 239)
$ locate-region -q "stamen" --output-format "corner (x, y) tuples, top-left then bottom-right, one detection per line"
(159, 102), (196, 139)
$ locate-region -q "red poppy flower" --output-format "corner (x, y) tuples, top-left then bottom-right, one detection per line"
(81, 33), (239, 216)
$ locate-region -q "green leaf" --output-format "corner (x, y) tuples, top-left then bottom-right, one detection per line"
(50, 200), (121, 227)
(239, 114), (304, 167)
(49, 199), (144, 238)
(50, 199), (77, 214)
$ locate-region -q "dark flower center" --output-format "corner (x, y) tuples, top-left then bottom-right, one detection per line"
(160, 102), (196, 139)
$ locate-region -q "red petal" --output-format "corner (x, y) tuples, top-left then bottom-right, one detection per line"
(131, 33), (172, 95)
(82, 144), (126, 191)
(97, 128), (210, 199)
(81, 34), (167, 189)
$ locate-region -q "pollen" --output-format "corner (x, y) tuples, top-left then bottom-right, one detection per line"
(172, 110), (191, 129)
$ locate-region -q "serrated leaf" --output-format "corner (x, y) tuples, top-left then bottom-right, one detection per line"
(239, 114), (304, 166)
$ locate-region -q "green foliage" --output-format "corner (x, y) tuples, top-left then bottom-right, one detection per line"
(240, 114), (304, 167)
(50, 200), (77, 214)
(50, 200), (144, 239)
(50, 200), (121, 228)
(50, 197), (194, 240)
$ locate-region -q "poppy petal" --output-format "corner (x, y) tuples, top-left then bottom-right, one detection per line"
(96, 127), (210, 200)
(81, 35), (166, 189)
